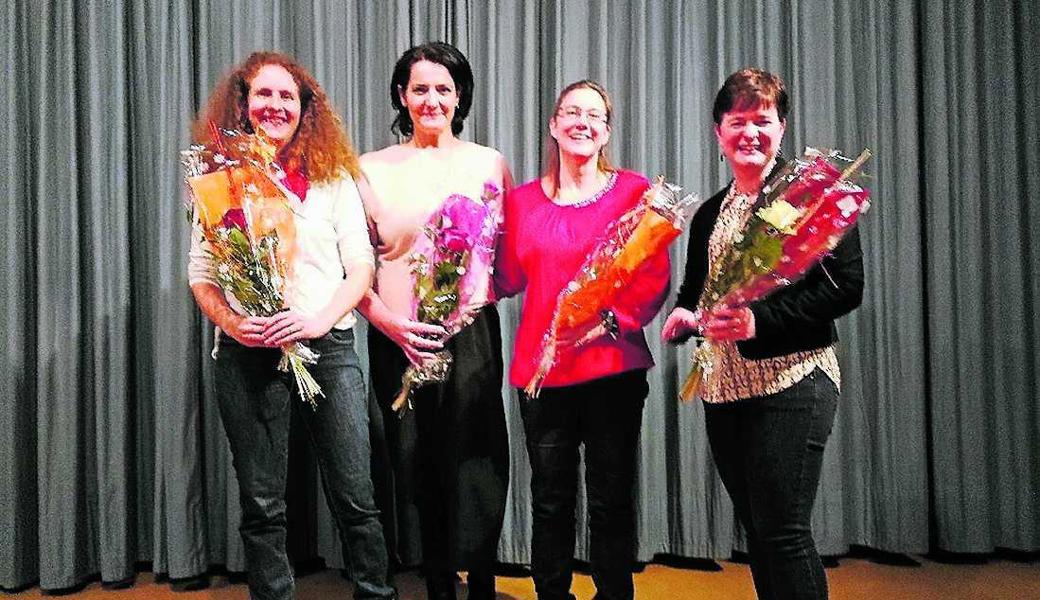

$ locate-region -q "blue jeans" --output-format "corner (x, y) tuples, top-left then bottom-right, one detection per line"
(703, 367), (838, 600)
(519, 370), (649, 600)
(215, 328), (395, 600)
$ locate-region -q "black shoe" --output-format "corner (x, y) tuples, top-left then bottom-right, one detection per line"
(466, 570), (495, 600)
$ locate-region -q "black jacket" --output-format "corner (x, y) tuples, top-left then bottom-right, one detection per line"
(674, 176), (864, 360)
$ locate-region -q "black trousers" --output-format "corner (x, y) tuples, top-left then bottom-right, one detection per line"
(368, 305), (509, 576)
(704, 367), (839, 600)
(519, 369), (649, 600)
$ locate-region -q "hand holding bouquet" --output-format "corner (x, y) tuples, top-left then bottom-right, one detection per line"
(524, 178), (702, 397)
(392, 182), (503, 411)
(181, 125), (325, 408)
(679, 147), (873, 401)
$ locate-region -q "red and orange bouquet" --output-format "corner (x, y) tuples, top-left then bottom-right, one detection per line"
(679, 147), (873, 401)
(180, 125), (323, 408)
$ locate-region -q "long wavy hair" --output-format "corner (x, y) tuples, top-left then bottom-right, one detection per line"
(543, 79), (616, 198)
(192, 51), (360, 183)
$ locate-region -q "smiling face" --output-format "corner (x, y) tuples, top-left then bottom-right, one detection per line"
(549, 87), (611, 162)
(247, 64), (302, 149)
(399, 60), (458, 139)
(715, 103), (786, 175)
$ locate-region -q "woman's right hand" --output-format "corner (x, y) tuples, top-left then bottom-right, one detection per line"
(378, 313), (447, 366)
(661, 307), (701, 344)
(225, 314), (277, 348)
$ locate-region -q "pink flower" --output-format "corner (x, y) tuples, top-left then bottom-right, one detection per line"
(441, 194), (488, 239)
(482, 181), (500, 201)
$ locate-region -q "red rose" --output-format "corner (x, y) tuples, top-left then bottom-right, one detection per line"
(222, 208), (247, 232)
(443, 230), (470, 254)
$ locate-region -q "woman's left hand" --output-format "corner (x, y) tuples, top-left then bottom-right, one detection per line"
(661, 307), (700, 343)
(262, 310), (331, 346)
(701, 307), (756, 341)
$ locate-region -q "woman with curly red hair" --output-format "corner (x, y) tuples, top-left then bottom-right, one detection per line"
(188, 51), (396, 600)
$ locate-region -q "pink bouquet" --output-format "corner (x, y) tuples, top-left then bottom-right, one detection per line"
(392, 182), (502, 411)
(680, 147), (873, 401)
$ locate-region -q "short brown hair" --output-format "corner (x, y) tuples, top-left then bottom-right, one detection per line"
(712, 68), (789, 125)
(389, 42), (474, 137)
(543, 79), (616, 198)
(192, 51), (360, 183)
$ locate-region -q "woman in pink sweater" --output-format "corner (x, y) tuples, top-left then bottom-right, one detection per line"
(494, 80), (670, 600)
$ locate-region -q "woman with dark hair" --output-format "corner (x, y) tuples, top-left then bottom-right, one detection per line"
(662, 68), (864, 599)
(495, 80), (671, 600)
(188, 51), (396, 600)
(358, 42), (511, 600)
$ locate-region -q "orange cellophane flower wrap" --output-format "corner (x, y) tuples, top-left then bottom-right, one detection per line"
(555, 208), (679, 331)
(188, 170), (238, 227)
(525, 178), (702, 396)
(188, 164), (298, 281)
(243, 168), (298, 283)
(612, 210), (680, 272)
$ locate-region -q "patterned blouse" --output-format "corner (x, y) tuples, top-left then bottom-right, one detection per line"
(699, 186), (841, 403)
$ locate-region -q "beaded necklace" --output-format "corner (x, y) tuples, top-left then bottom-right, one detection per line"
(550, 171), (618, 208)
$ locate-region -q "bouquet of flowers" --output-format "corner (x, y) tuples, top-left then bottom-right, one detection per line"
(391, 182), (503, 411)
(181, 124), (325, 408)
(679, 147), (873, 401)
(524, 178), (703, 397)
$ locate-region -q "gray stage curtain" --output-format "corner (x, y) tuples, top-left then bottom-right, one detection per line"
(920, 2), (1040, 552)
(2, 0), (1037, 591)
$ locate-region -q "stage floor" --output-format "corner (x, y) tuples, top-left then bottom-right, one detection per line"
(5, 556), (1038, 599)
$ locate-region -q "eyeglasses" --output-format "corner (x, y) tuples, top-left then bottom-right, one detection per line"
(556, 106), (609, 125)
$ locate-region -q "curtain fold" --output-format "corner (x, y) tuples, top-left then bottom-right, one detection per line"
(922, 0), (1040, 553)
(2, 1), (41, 590)
(2, 0), (1036, 591)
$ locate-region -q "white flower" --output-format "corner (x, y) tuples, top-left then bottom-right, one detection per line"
(756, 200), (801, 234)
(836, 195), (860, 218)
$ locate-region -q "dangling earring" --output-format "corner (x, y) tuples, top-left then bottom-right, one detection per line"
(719, 152), (725, 162)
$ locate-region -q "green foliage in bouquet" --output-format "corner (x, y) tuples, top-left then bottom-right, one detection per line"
(413, 251), (468, 324)
(208, 229), (285, 317)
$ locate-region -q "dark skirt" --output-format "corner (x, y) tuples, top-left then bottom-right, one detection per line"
(368, 304), (509, 573)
